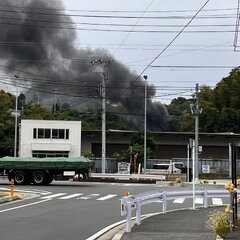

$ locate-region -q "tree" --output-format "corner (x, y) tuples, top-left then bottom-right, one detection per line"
(0, 90), (15, 157)
(21, 103), (52, 120)
(167, 97), (194, 132)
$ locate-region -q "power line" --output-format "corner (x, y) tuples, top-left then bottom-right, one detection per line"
(0, 21), (234, 33)
(150, 65), (237, 69)
(0, 8), (236, 19)
(0, 3), (236, 14)
(118, 0), (211, 97)
(113, 0), (154, 55)
(0, 15), (235, 28)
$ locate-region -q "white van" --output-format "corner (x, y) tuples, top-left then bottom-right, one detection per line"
(148, 162), (184, 174)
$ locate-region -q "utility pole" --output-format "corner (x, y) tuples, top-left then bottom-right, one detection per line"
(190, 83), (201, 182)
(14, 75), (19, 157)
(53, 89), (58, 114)
(143, 75), (147, 173)
(91, 59), (112, 174)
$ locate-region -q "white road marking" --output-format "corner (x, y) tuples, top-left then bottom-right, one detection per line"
(173, 198), (185, 204)
(195, 198), (203, 204)
(41, 193), (67, 199)
(77, 194), (100, 200)
(0, 187), (52, 195)
(96, 194), (117, 201)
(58, 193), (84, 199)
(212, 198), (223, 205)
(0, 199), (50, 213)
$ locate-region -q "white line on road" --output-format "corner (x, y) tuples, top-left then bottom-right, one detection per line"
(212, 198), (223, 205)
(0, 187), (52, 195)
(96, 194), (117, 201)
(0, 199), (51, 213)
(41, 193), (67, 199)
(173, 198), (185, 204)
(195, 198), (203, 204)
(77, 194), (100, 200)
(58, 193), (84, 199)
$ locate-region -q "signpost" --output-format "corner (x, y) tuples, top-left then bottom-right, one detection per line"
(118, 162), (130, 174)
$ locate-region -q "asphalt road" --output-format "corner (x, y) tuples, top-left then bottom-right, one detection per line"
(0, 181), (229, 240)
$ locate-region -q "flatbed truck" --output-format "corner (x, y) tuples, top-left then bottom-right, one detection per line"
(0, 156), (94, 185)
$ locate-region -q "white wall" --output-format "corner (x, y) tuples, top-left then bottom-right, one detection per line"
(19, 120), (81, 157)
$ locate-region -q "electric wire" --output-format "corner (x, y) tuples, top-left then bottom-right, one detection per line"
(118, 0), (211, 97)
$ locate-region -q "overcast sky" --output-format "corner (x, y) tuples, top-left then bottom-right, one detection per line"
(60, 0), (239, 103)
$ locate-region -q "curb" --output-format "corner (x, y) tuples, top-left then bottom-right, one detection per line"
(96, 205), (227, 240)
(0, 194), (21, 203)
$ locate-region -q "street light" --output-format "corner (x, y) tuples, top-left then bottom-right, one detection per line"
(14, 75), (19, 157)
(143, 75), (147, 173)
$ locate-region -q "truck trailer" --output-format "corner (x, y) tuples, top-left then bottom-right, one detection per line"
(0, 156), (94, 185)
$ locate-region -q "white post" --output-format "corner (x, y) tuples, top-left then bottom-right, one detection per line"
(126, 202), (132, 233)
(192, 140), (196, 210)
(136, 199), (141, 225)
(187, 144), (190, 182)
(138, 163), (141, 175)
(162, 191), (167, 213)
(203, 189), (208, 208)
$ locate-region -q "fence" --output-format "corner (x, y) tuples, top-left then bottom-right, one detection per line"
(121, 189), (229, 233)
(91, 158), (240, 176)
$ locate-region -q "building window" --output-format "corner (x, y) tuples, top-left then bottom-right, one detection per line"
(32, 151), (69, 158)
(66, 129), (69, 139)
(33, 128), (69, 139)
(33, 128), (37, 138)
(45, 129), (51, 138)
(52, 129), (59, 139)
(38, 128), (44, 138)
(59, 129), (64, 139)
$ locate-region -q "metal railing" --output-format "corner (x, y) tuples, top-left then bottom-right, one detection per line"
(121, 189), (229, 232)
(91, 173), (166, 180)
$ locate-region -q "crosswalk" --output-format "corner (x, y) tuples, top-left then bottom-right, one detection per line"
(173, 197), (223, 205)
(40, 192), (117, 201)
(38, 192), (226, 205)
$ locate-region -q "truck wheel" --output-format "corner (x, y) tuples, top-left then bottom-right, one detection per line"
(13, 171), (27, 185)
(32, 171), (47, 185)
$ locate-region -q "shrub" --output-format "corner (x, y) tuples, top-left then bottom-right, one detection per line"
(175, 178), (182, 183)
(206, 210), (231, 238)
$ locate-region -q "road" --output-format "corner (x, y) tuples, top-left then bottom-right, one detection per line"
(0, 181), (229, 240)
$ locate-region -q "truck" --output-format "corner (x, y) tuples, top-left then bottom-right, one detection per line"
(144, 161), (185, 174)
(0, 156), (94, 185)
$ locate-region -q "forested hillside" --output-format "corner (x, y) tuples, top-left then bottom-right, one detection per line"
(167, 67), (240, 133)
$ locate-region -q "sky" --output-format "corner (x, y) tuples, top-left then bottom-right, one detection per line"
(60, 0), (240, 104)
(0, 0), (239, 131)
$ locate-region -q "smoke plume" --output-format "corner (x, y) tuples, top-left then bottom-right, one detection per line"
(0, 0), (173, 131)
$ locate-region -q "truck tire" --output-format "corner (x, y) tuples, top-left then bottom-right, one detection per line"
(32, 171), (47, 185)
(13, 171), (28, 185)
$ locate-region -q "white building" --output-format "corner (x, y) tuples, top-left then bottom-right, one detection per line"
(19, 120), (81, 158)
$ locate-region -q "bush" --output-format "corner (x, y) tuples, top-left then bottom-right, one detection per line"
(206, 210), (231, 238)
(175, 178), (182, 183)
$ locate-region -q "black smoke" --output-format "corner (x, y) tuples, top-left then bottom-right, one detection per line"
(0, 0), (173, 131)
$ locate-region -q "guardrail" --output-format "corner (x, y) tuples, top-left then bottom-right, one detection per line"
(120, 189), (229, 232)
(91, 173), (166, 181)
